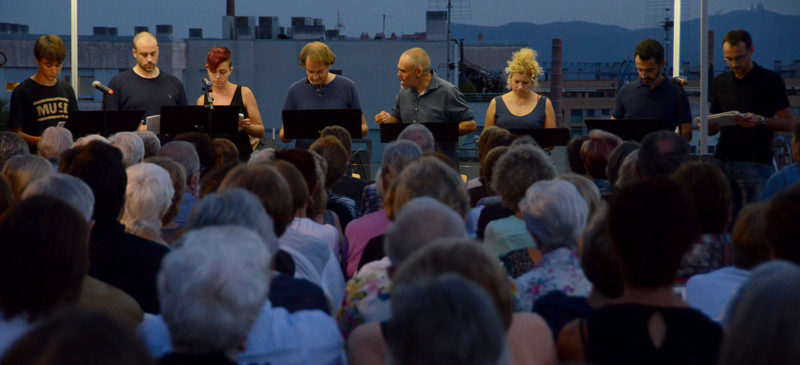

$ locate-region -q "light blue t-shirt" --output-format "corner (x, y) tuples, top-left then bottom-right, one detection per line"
(759, 163), (800, 202)
(684, 266), (750, 322)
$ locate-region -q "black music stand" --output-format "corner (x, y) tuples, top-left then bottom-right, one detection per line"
(379, 123), (459, 143)
(282, 109), (362, 140)
(66, 110), (145, 139)
(508, 128), (572, 147)
(159, 106), (239, 135)
(584, 118), (663, 142)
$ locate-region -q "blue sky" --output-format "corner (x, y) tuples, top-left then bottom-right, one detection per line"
(2, 0), (798, 39)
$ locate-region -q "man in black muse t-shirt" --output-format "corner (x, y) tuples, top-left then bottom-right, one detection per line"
(8, 35), (78, 153)
(708, 29), (793, 218)
(106, 31), (187, 118)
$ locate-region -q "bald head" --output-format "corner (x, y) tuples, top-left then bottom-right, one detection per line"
(133, 32), (157, 51)
(402, 48), (431, 74)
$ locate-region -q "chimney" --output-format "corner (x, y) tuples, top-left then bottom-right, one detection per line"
(551, 39), (564, 128)
(478, 33), (483, 41)
(227, 0), (235, 17)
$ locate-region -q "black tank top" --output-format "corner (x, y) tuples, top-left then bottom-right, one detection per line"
(581, 304), (723, 365)
(214, 85), (252, 162)
(494, 94), (548, 129)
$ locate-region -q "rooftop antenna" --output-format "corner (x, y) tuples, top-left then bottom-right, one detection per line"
(429, 0), (471, 83)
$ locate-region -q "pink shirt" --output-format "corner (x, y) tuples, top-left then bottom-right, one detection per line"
(344, 210), (391, 278)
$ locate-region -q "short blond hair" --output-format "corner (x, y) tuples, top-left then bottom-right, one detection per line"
(402, 48), (431, 74)
(505, 48), (542, 90)
(299, 42), (336, 66)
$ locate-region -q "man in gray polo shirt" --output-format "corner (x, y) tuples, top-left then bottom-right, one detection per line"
(375, 48), (477, 163)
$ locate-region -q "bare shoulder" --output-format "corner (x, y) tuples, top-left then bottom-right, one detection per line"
(557, 318), (586, 362)
(348, 322), (387, 365)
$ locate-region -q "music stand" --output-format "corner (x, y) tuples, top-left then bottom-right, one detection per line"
(507, 128), (571, 147)
(282, 109), (362, 140)
(584, 118), (663, 142)
(66, 110), (145, 139)
(159, 106), (239, 135)
(379, 123), (460, 143)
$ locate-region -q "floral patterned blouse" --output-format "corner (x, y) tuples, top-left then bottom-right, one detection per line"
(335, 267), (392, 339)
(513, 247), (592, 312)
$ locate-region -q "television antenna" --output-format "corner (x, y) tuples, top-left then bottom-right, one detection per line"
(645, 0), (690, 76)
(429, 0), (471, 83)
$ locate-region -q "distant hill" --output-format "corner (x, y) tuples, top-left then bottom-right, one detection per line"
(453, 8), (800, 68)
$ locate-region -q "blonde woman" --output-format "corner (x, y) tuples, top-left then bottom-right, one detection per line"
(485, 48), (555, 129)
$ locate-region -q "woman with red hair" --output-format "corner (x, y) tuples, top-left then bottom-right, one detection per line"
(196, 46), (265, 161)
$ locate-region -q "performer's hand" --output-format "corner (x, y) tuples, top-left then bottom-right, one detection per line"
(736, 113), (761, 128)
(238, 118), (252, 130)
(375, 111), (391, 125)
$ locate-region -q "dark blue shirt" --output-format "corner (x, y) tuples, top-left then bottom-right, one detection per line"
(106, 69), (187, 118)
(613, 77), (691, 133)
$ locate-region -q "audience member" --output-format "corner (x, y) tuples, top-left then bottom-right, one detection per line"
(173, 132), (216, 178)
(485, 145), (557, 258)
(719, 261), (800, 365)
(144, 156), (186, 246)
(199, 161), (240, 197)
(557, 177), (721, 365)
(556, 172), (602, 219)
(673, 162), (733, 280)
(344, 140), (422, 278)
(760, 123), (800, 201)
(1, 154), (54, 200)
(685, 203), (771, 321)
(311, 136), (360, 229)
(614, 149), (640, 190)
(61, 140), (170, 314)
(605, 141), (640, 187)
(134, 130), (161, 159)
(513, 179), (591, 311)
(0, 176), (13, 217)
(36, 126), (73, 167)
(213, 138), (240, 168)
(109, 132), (145, 168)
(637, 129), (690, 179)
(471, 146), (511, 237)
(0, 309), (154, 365)
(0, 197), (89, 356)
(0, 132), (28, 169)
(72, 133), (108, 147)
(387, 275), (510, 365)
(138, 226), (345, 364)
(580, 129), (622, 198)
(397, 123), (436, 153)
(764, 185), (800, 265)
(323, 126), (368, 210)
(120, 163), (174, 245)
(337, 197), (467, 339)
(468, 126), (511, 191)
(157, 141), (201, 231)
(566, 134), (590, 176)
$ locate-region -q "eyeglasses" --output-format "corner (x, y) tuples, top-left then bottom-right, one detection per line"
(724, 55), (748, 65)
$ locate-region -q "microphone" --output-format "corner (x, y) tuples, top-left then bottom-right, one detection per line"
(202, 78), (213, 90)
(672, 77), (688, 86)
(92, 81), (114, 95)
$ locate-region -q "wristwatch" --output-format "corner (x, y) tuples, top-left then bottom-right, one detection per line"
(760, 116), (767, 126)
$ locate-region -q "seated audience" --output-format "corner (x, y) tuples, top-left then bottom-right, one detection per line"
(637, 129), (690, 179)
(144, 156), (186, 246)
(765, 185), (800, 265)
(673, 162), (733, 280)
(213, 138), (240, 168)
(566, 134), (589, 176)
(72, 133), (108, 147)
(184, 188), (327, 314)
(557, 177), (722, 365)
(387, 275), (510, 365)
(2, 154), (54, 200)
(173, 132), (216, 179)
(556, 172), (602, 219)
(397, 123), (436, 153)
(0, 131), (28, 169)
(61, 140), (170, 314)
(760, 123), (800, 201)
(138, 226), (345, 364)
(468, 126), (510, 191)
(473, 146), (512, 238)
(22, 174), (144, 324)
(0, 197), (89, 356)
(533, 206), (623, 341)
(718, 261), (800, 365)
(109, 132), (145, 168)
(134, 130), (161, 159)
(157, 141), (201, 231)
(323, 126), (368, 209)
(120, 163), (174, 246)
(580, 129), (622, 198)
(484, 145), (557, 258)
(349, 239), (556, 365)
(605, 141), (639, 187)
(311, 136), (360, 230)
(37, 126), (73, 167)
(199, 161), (240, 198)
(685, 203), (771, 321)
(614, 149), (640, 190)
(344, 140), (422, 278)
(337, 197), (467, 339)
(513, 179), (591, 311)
(0, 309), (154, 365)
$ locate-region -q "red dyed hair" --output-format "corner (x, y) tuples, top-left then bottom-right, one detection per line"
(581, 129), (622, 180)
(205, 46), (232, 70)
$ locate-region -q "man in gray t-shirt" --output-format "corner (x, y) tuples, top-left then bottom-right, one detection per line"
(280, 42), (368, 149)
(375, 48), (476, 163)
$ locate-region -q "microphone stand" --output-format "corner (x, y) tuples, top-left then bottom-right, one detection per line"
(203, 84), (214, 134)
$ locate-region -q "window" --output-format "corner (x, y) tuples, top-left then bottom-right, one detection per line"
(571, 109), (583, 123)
(586, 109), (595, 117)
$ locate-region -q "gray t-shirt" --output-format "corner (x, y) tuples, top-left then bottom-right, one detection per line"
(282, 75), (362, 149)
(390, 71), (474, 161)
